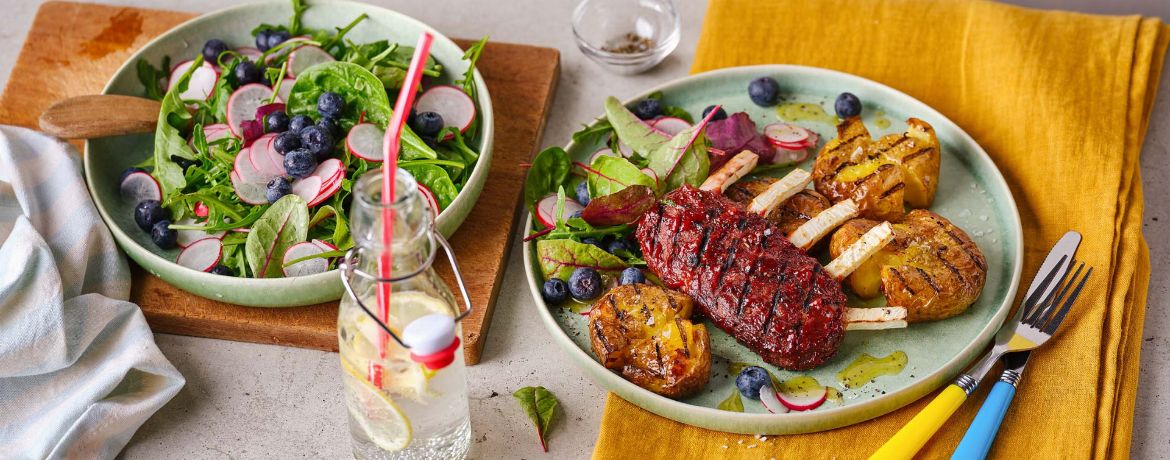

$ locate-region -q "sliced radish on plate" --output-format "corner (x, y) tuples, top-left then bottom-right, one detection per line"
(168, 60), (218, 101)
(308, 177), (342, 207)
(616, 140), (635, 158)
(650, 117), (691, 136)
(120, 171), (161, 203)
(249, 133), (285, 177)
(176, 237), (223, 272)
(203, 123), (232, 142)
(312, 158), (344, 186)
(764, 123), (809, 145)
(777, 377), (828, 411)
(275, 77), (295, 104)
(589, 148), (617, 165)
(233, 47), (263, 62)
(415, 85), (476, 135)
(292, 175), (322, 202)
(227, 83), (276, 137)
(772, 147), (810, 165)
(282, 241), (329, 277)
(346, 123), (385, 161)
(312, 239), (338, 252)
(174, 217), (226, 248)
(231, 171), (270, 205)
(288, 45), (336, 77)
(417, 184), (441, 217)
(759, 387), (790, 414)
(535, 194), (584, 227)
(233, 146), (266, 184)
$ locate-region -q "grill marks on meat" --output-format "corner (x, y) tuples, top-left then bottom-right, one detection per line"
(636, 186), (848, 370)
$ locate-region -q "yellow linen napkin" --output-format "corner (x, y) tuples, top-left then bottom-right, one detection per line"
(593, 0), (1165, 458)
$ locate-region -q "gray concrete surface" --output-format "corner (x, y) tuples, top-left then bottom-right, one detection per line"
(0, 0), (1166, 458)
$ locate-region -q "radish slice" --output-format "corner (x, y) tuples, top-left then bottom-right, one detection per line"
(175, 217), (226, 248)
(288, 45), (335, 77)
(194, 201), (209, 218)
(204, 123), (232, 142)
(346, 123), (385, 161)
(759, 387), (790, 414)
(227, 84), (276, 137)
(231, 171), (269, 205)
(312, 158), (344, 185)
(773, 147), (810, 165)
(650, 117), (691, 136)
(120, 171), (161, 203)
(417, 184), (441, 217)
(176, 237), (223, 272)
(168, 60), (218, 101)
(616, 140), (635, 158)
(308, 179), (342, 207)
(415, 85), (476, 134)
(765, 123), (810, 145)
(233, 47), (263, 62)
(233, 147), (266, 184)
(292, 175), (322, 202)
(249, 133), (285, 177)
(282, 241), (328, 277)
(312, 239), (338, 252)
(535, 194), (584, 227)
(275, 77), (295, 104)
(589, 148), (617, 165)
(777, 383), (829, 411)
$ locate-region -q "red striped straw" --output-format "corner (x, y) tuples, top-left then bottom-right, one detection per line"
(371, 32), (434, 386)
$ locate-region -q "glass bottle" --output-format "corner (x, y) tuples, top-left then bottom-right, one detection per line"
(338, 169), (471, 459)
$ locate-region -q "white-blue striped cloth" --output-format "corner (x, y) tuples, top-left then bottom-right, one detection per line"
(0, 126), (184, 459)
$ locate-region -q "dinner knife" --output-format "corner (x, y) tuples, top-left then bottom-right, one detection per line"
(950, 351), (1031, 459)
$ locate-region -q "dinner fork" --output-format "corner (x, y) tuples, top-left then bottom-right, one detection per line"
(870, 231), (1090, 460)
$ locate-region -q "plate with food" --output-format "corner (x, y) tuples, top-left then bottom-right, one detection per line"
(84, 0), (493, 306)
(522, 65), (1022, 434)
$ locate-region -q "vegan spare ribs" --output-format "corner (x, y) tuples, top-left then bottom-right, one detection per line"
(635, 186), (846, 370)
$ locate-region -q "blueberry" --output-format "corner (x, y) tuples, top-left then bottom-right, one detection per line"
(134, 199), (170, 231)
(209, 264), (235, 276)
(266, 177), (293, 203)
(736, 366), (772, 400)
(541, 278), (569, 304)
(582, 237), (605, 252)
(288, 114), (315, 134)
(568, 267), (603, 301)
(150, 220), (177, 249)
(266, 30), (290, 52)
(420, 136), (439, 150)
(299, 124), (334, 159)
(273, 131), (301, 155)
(411, 111), (444, 137)
(619, 267), (645, 285)
(119, 167), (146, 183)
(607, 239), (629, 255)
(264, 111), (290, 133)
(702, 105), (728, 121)
(834, 92), (862, 118)
(575, 181), (591, 206)
(317, 92), (345, 118)
(317, 116), (341, 139)
(170, 155), (197, 172)
(283, 149), (318, 179)
(234, 60), (263, 86)
(748, 77), (781, 107)
(202, 39), (229, 66)
(255, 29), (272, 51)
(632, 99), (662, 120)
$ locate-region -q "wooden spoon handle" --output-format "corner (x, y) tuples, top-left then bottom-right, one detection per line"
(39, 95), (160, 139)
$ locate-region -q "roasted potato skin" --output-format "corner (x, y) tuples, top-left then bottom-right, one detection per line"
(812, 117), (941, 220)
(725, 178), (832, 235)
(829, 210), (987, 322)
(588, 284), (711, 398)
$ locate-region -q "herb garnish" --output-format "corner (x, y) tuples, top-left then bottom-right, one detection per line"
(513, 386), (559, 452)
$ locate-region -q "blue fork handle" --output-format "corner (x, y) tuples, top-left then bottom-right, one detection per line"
(951, 381), (1016, 460)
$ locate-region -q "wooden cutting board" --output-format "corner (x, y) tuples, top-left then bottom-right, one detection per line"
(0, 1), (560, 365)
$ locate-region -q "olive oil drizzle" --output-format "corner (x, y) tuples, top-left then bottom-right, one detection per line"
(776, 102), (838, 125)
(836, 351), (908, 389)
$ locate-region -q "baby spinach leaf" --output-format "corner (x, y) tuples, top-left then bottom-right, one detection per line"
(287, 61), (436, 160)
(245, 195), (310, 278)
(604, 96), (669, 158)
(571, 119), (614, 147)
(523, 147), (571, 209)
(536, 238), (627, 281)
(513, 386), (559, 452)
(718, 389), (745, 412)
(644, 112), (714, 191)
(152, 55), (203, 199)
(584, 155), (656, 197)
(402, 164), (458, 211)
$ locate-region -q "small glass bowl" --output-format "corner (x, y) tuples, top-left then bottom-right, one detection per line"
(572, 0), (680, 75)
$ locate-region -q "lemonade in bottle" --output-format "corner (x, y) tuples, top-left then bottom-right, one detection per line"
(338, 169), (471, 459)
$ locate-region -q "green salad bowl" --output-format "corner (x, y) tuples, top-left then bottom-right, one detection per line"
(84, 0), (493, 307)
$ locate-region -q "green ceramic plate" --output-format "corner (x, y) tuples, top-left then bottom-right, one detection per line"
(522, 65), (1023, 434)
(84, 0), (493, 306)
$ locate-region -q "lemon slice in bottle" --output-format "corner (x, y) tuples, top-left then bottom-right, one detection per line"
(340, 356), (412, 452)
(351, 292), (453, 401)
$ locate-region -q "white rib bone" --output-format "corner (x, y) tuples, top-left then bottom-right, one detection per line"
(787, 199), (859, 250)
(747, 168), (812, 216)
(824, 222), (894, 280)
(700, 151), (759, 192)
(844, 306), (908, 330)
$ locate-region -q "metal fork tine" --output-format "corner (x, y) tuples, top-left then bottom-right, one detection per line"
(1021, 255), (1068, 321)
(1024, 258), (1075, 325)
(1033, 261), (1084, 328)
(1043, 265), (1093, 334)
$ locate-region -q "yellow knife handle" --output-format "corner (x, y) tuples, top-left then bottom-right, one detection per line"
(870, 384), (969, 460)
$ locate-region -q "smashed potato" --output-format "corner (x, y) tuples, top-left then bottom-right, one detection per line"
(588, 284), (711, 399)
(829, 210), (986, 322)
(812, 117), (941, 220)
(725, 177), (832, 235)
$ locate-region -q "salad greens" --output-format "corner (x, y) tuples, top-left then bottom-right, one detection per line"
(151, 56), (201, 197)
(245, 194), (309, 278)
(584, 155), (655, 197)
(513, 386), (559, 452)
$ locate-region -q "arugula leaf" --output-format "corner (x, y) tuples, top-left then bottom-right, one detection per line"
(287, 62), (436, 160)
(244, 195), (310, 278)
(209, 58), (239, 122)
(342, 41), (441, 89)
(584, 155), (656, 197)
(513, 386), (559, 452)
(718, 389), (745, 412)
(136, 56), (171, 101)
(523, 147), (571, 210)
(401, 164), (458, 211)
(536, 239), (627, 281)
(318, 13), (369, 55)
(456, 36), (487, 139)
(644, 113), (713, 191)
(152, 55), (203, 199)
(603, 96), (670, 158)
(288, 0), (308, 35)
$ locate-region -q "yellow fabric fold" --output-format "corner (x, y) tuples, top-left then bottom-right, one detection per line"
(593, 0), (1164, 458)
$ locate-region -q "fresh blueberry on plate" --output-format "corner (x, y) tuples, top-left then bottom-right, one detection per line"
(266, 177), (293, 203)
(273, 131), (301, 155)
(575, 181), (591, 206)
(541, 278), (569, 304)
(209, 264), (235, 276)
(317, 92), (345, 118)
(702, 105), (728, 121)
(134, 199), (169, 231)
(736, 366), (772, 400)
(283, 149), (318, 179)
(568, 267), (603, 301)
(748, 77), (781, 107)
(632, 99), (663, 120)
(299, 124), (334, 159)
(234, 60), (263, 86)
(202, 39), (228, 65)
(255, 29), (272, 51)
(288, 114), (314, 134)
(150, 220), (177, 249)
(411, 111), (444, 137)
(266, 30), (291, 51)
(619, 267), (645, 285)
(835, 92), (862, 118)
(264, 111), (290, 133)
